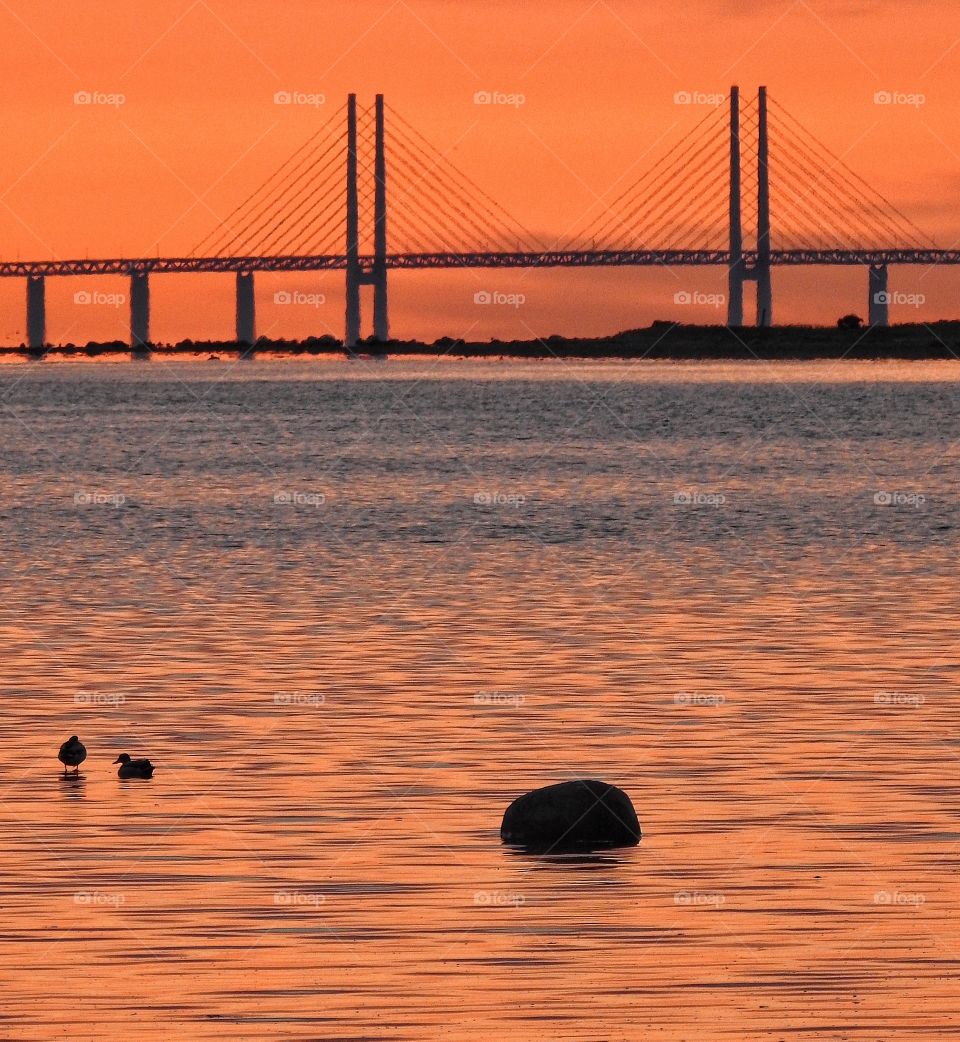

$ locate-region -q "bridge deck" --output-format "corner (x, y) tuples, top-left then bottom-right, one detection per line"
(0, 249), (956, 278)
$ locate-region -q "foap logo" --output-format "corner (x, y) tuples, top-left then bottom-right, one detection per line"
(274, 290), (326, 307)
(873, 491), (925, 509)
(473, 490), (526, 507)
(874, 90), (925, 108)
(273, 890), (325, 907)
(874, 291), (924, 308)
(673, 90), (725, 107)
(74, 890), (125, 907)
(274, 90), (326, 108)
(273, 491), (326, 507)
(474, 690), (526, 708)
(673, 490), (726, 507)
(874, 890), (925, 907)
(74, 491), (125, 507)
(473, 90), (526, 108)
(74, 690), (126, 707)
(874, 691), (925, 707)
(674, 290), (725, 308)
(274, 691), (326, 707)
(74, 90), (125, 108)
(474, 290), (525, 308)
(675, 891), (725, 907)
(474, 890), (525, 907)
(675, 692), (725, 707)
(74, 290), (125, 308)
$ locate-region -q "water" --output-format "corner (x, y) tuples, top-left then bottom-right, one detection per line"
(1, 357), (958, 1040)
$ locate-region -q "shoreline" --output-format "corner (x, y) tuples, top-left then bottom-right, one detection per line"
(6, 321), (960, 360)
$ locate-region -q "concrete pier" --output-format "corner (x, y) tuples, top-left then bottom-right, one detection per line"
(130, 272), (150, 349)
(26, 275), (45, 349)
(868, 264), (889, 326)
(236, 271), (256, 346)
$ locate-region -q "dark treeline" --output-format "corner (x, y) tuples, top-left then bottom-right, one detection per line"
(9, 322), (960, 360)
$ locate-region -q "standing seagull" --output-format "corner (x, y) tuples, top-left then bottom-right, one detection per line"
(58, 736), (87, 777)
(113, 753), (155, 780)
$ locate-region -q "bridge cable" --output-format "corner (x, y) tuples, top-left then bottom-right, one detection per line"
(770, 99), (930, 247)
(566, 99), (730, 249)
(385, 128), (521, 252)
(387, 105), (544, 251)
(195, 106), (344, 257)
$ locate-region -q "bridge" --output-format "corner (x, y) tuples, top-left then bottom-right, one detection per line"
(10, 88), (945, 350)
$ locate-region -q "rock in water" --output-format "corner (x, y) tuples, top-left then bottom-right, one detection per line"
(500, 779), (641, 851)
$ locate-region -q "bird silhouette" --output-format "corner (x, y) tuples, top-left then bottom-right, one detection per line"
(113, 753), (155, 780)
(58, 736), (87, 777)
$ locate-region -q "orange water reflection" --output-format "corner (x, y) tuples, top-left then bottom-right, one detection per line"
(0, 359), (958, 1039)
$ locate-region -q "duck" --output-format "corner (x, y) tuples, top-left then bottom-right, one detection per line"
(113, 753), (155, 780)
(58, 735), (87, 776)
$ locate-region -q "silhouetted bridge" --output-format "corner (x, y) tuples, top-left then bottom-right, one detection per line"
(7, 248), (960, 278)
(10, 89), (945, 350)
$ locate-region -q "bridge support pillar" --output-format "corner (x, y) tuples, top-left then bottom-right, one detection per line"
(130, 271), (150, 350)
(26, 275), (45, 349)
(345, 93), (361, 351)
(727, 85), (745, 327)
(372, 93), (389, 343)
(868, 264), (889, 327)
(236, 271), (256, 348)
(756, 86), (772, 327)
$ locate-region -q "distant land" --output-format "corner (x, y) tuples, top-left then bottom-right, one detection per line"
(8, 321), (960, 360)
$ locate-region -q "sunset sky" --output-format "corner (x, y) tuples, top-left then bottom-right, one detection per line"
(1, 0), (959, 344)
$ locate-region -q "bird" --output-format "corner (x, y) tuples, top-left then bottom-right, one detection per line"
(58, 736), (87, 776)
(113, 753), (155, 780)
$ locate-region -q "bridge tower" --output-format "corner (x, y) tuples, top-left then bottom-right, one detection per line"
(344, 93), (389, 349)
(728, 86), (773, 327)
(755, 85), (772, 327)
(373, 93), (389, 342)
(26, 275), (45, 349)
(345, 94), (361, 350)
(727, 86), (744, 327)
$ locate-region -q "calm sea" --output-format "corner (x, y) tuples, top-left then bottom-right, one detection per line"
(1, 357), (958, 1040)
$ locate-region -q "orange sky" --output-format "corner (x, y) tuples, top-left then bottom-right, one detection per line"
(1, 0), (959, 344)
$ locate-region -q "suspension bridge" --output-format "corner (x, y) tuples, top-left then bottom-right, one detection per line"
(10, 86), (952, 350)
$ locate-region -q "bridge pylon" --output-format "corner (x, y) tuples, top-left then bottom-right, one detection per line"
(372, 93), (388, 342)
(344, 93), (389, 349)
(727, 87), (745, 327)
(755, 86), (773, 327)
(345, 94), (361, 350)
(727, 86), (773, 327)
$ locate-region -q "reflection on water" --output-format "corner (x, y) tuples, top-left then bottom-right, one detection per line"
(1, 358), (958, 1039)
(57, 774), (87, 799)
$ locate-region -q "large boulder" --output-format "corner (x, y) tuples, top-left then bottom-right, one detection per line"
(500, 779), (641, 852)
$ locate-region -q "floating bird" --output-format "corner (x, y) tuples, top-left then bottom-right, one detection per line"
(58, 735), (87, 777)
(113, 753), (155, 780)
